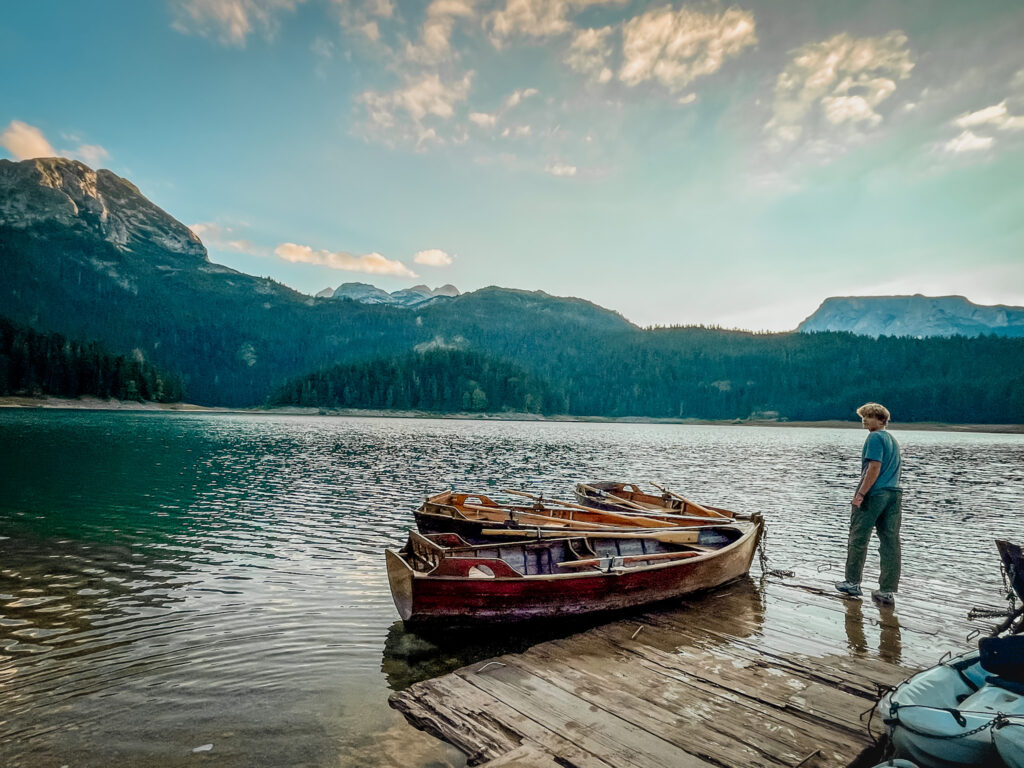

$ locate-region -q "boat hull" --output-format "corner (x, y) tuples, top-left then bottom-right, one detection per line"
(387, 518), (762, 626)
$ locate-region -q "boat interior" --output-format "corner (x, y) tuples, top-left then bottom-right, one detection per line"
(400, 527), (745, 577)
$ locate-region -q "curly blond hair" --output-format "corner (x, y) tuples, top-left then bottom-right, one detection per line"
(856, 402), (891, 424)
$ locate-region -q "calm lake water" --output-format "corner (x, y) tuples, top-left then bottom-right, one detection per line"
(1, 411), (1022, 767)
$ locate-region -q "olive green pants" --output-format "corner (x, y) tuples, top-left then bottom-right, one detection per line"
(844, 488), (902, 592)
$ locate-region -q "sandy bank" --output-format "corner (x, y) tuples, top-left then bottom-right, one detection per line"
(2, 397), (1022, 434)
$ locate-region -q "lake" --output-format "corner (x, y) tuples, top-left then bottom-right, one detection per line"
(1, 411), (1021, 767)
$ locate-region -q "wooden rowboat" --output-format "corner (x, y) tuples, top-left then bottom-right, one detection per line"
(414, 490), (740, 544)
(386, 515), (763, 625)
(575, 481), (735, 519)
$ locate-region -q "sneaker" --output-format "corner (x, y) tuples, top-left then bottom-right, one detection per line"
(835, 581), (862, 597)
(871, 590), (896, 605)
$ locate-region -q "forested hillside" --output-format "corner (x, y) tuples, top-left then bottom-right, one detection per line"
(273, 331), (1024, 423)
(271, 348), (561, 413)
(0, 317), (184, 402)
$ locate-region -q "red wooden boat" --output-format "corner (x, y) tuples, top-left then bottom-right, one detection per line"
(386, 515), (763, 625)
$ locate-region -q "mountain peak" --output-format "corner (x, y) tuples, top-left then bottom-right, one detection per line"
(0, 157), (206, 260)
(798, 295), (1024, 338)
(320, 282), (461, 307)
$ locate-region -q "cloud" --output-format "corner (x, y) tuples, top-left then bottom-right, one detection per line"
(404, 0), (478, 64)
(955, 101), (1008, 129)
(0, 120), (58, 160)
(488, 0), (627, 45)
(70, 144), (110, 166)
(766, 31), (913, 153)
(1, 121), (112, 168)
(327, 0), (393, 44)
(275, 242), (417, 276)
(171, 0), (304, 47)
(359, 72), (474, 148)
(565, 26), (614, 84)
(501, 124), (532, 137)
(677, 92), (697, 105)
(190, 222), (262, 254)
(953, 100), (1024, 132)
(504, 87), (539, 109)
(942, 130), (994, 153)
(619, 6), (756, 90)
(469, 111), (498, 127)
(414, 248), (454, 266)
(545, 161), (576, 176)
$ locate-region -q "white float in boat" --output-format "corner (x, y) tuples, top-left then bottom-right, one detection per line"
(877, 649), (1024, 768)
(996, 721), (1024, 768)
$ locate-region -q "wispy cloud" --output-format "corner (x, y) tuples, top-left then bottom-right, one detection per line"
(404, 0), (478, 64)
(70, 144), (110, 166)
(359, 72), (474, 148)
(565, 26), (614, 84)
(545, 160), (576, 176)
(0, 120), (57, 160)
(468, 111), (498, 128)
(942, 130), (993, 154)
(953, 100), (1024, 132)
(766, 31), (913, 155)
(488, 0), (627, 45)
(414, 248), (454, 266)
(504, 87), (538, 109)
(275, 242), (417, 276)
(171, 0), (305, 47)
(619, 6), (756, 90)
(190, 222), (262, 254)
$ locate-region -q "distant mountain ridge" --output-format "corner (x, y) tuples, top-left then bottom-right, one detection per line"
(798, 295), (1024, 338)
(318, 282), (460, 307)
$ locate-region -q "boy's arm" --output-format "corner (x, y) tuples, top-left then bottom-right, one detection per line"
(853, 461), (881, 508)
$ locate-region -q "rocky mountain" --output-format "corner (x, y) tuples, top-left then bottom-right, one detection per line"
(798, 295), (1024, 338)
(322, 282), (460, 307)
(0, 158), (206, 260)
(0, 157), (633, 406)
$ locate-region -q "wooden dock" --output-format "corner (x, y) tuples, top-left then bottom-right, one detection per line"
(389, 572), (1008, 768)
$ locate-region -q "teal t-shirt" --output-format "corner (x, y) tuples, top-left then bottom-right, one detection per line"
(862, 430), (902, 491)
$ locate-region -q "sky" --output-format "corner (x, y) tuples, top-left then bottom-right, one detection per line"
(2, 0), (1023, 331)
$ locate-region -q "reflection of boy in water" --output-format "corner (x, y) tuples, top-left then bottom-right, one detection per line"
(843, 599), (902, 664)
(835, 402), (903, 604)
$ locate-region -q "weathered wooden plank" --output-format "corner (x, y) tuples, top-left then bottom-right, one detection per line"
(390, 575), (995, 768)
(456, 661), (718, 768)
(482, 742), (575, 768)
(507, 639), (862, 768)
(390, 674), (523, 764)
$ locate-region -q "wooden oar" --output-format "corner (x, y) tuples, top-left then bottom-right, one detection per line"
(576, 483), (656, 512)
(461, 502), (623, 529)
(500, 488), (737, 527)
(649, 482), (730, 518)
(479, 527), (701, 545)
(556, 550), (701, 569)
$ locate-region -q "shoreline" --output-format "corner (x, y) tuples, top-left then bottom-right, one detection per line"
(2, 395), (1023, 434)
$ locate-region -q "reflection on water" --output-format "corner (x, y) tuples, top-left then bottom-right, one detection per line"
(843, 598), (903, 664)
(1, 411), (1021, 766)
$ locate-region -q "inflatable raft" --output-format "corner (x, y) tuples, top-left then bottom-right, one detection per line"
(878, 638), (1024, 768)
